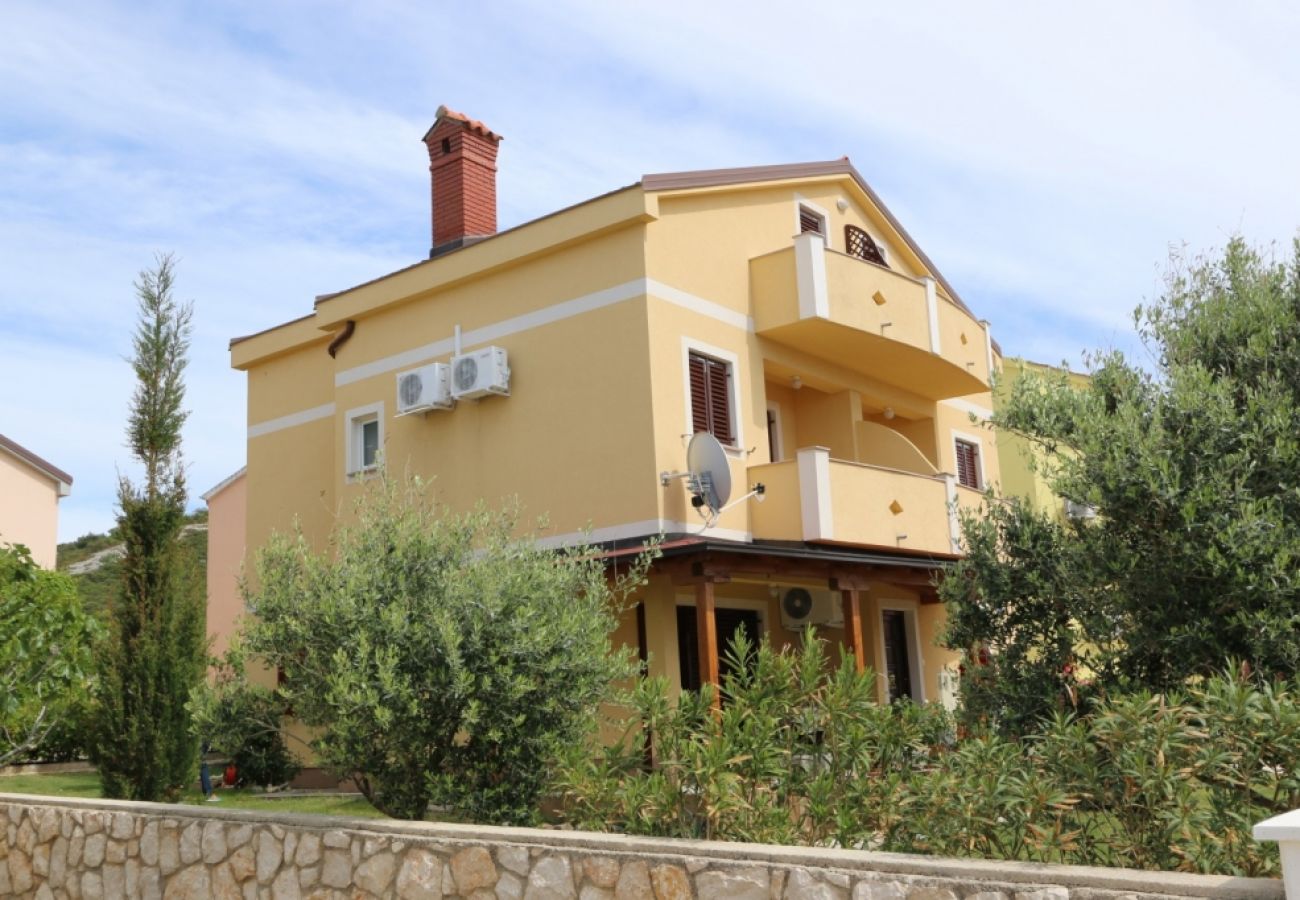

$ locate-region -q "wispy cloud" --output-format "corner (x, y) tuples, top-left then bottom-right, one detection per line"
(1, 0), (1296, 539)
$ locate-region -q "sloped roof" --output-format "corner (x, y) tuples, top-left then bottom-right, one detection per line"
(0, 433), (73, 494)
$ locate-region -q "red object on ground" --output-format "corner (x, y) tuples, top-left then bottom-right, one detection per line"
(224, 765), (237, 786)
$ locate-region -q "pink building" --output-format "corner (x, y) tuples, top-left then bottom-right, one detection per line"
(202, 467), (247, 660)
(0, 434), (73, 569)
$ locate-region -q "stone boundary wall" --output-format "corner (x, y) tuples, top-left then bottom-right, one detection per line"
(0, 794), (1282, 900)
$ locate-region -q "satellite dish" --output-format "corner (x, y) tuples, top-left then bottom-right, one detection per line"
(782, 588), (814, 622)
(686, 432), (732, 517)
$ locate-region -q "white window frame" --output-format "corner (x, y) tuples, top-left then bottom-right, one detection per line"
(794, 194), (832, 249)
(766, 402), (785, 463)
(346, 401), (385, 478)
(681, 337), (744, 456)
(876, 601), (925, 703)
(951, 429), (987, 491)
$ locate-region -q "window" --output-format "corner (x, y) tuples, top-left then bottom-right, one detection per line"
(346, 403), (384, 476)
(954, 438), (981, 489)
(688, 351), (735, 445)
(798, 204), (826, 238)
(845, 225), (888, 267)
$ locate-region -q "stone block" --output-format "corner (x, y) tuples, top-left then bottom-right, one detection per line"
(321, 848), (352, 889)
(322, 830), (351, 849)
(256, 831), (283, 883)
(69, 833), (85, 869)
(397, 848), (443, 900)
(784, 868), (847, 900)
(8, 848), (34, 894)
(140, 822), (160, 867)
(452, 846), (499, 894)
(33, 839), (51, 876)
(36, 807), (62, 842)
(614, 860), (652, 900)
(159, 826), (180, 875)
(298, 865), (319, 888)
(204, 821), (230, 864)
(582, 856), (620, 888)
(105, 839), (126, 864)
(1014, 892), (1068, 900)
(498, 871), (526, 900)
(102, 862), (124, 900)
(295, 832), (322, 867)
(356, 850), (398, 895)
(17, 818), (36, 854)
(110, 813), (134, 840)
(649, 864), (690, 900)
(853, 882), (905, 900)
(83, 833), (107, 868)
(498, 845), (531, 876)
(212, 862), (243, 900)
(272, 866), (302, 900)
(125, 858), (140, 897)
(526, 855), (577, 900)
(696, 868), (769, 900)
(580, 886), (613, 900)
(164, 862), (211, 900)
(140, 867), (162, 900)
(179, 822), (203, 866)
(229, 824), (254, 849)
(50, 834), (69, 887)
(229, 845), (257, 882)
(904, 888), (958, 900)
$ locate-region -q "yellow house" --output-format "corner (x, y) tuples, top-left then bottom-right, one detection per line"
(226, 107), (1004, 706)
(0, 433), (73, 569)
(995, 358), (1091, 520)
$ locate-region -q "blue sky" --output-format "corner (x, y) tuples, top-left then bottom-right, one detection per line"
(3, 0), (1299, 541)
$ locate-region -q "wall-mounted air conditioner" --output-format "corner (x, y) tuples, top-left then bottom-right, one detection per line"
(451, 346), (510, 400)
(779, 588), (844, 631)
(396, 363), (453, 414)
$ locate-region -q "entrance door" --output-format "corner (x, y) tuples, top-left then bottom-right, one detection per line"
(881, 610), (914, 702)
(676, 605), (761, 693)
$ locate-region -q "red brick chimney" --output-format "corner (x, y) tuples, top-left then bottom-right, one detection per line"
(422, 106), (503, 258)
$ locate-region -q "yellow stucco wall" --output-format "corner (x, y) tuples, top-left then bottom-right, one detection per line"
(0, 450), (62, 569)
(231, 167), (1006, 709)
(204, 471), (247, 661)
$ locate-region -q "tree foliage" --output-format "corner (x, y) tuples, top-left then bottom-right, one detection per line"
(941, 238), (1300, 731)
(90, 254), (207, 801)
(0, 544), (99, 765)
(236, 475), (651, 822)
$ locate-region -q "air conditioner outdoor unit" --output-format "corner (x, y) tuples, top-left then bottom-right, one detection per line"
(451, 346), (510, 400)
(779, 588), (843, 631)
(395, 364), (453, 414)
(1065, 500), (1097, 521)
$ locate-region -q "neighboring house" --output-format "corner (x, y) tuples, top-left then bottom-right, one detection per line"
(202, 467), (246, 660)
(226, 107), (1003, 706)
(995, 358), (1092, 520)
(0, 433), (73, 569)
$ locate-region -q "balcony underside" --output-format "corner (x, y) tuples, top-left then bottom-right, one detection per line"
(758, 317), (987, 401)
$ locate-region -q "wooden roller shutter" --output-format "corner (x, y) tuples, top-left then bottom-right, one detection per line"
(955, 439), (981, 489)
(688, 351), (734, 445)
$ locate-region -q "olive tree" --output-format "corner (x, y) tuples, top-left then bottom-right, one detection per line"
(942, 237), (1300, 732)
(0, 544), (99, 765)
(238, 476), (651, 822)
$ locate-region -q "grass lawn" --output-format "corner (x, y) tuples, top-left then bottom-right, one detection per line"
(0, 772), (384, 818)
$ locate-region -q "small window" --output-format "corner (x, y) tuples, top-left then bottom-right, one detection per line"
(845, 225), (888, 267)
(798, 205), (826, 238)
(955, 439), (981, 490)
(347, 404), (384, 475)
(688, 351), (735, 445)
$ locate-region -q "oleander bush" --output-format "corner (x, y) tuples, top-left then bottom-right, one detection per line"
(554, 634), (1297, 877)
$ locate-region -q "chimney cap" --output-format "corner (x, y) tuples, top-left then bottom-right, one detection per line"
(422, 105), (503, 144)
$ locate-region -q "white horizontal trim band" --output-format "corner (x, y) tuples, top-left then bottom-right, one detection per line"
(334, 278), (753, 387)
(247, 403), (335, 439)
(942, 398), (993, 421)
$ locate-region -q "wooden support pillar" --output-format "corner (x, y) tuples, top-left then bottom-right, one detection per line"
(841, 588), (866, 675)
(696, 579), (721, 710)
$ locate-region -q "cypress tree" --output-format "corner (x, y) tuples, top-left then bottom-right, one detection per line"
(91, 254), (207, 801)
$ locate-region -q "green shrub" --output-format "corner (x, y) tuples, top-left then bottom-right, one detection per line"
(555, 636), (1290, 877)
(190, 665), (300, 789)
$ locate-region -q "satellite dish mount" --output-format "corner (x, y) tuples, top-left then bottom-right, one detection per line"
(660, 432), (765, 529)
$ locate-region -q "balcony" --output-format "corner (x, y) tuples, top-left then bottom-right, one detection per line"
(750, 234), (990, 399)
(748, 448), (960, 556)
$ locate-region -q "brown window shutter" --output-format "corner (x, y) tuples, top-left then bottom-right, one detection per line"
(707, 359), (733, 444)
(689, 353), (710, 434)
(799, 206), (823, 236)
(688, 351), (734, 445)
(845, 224), (888, 267)
(955, 440), (981, 489)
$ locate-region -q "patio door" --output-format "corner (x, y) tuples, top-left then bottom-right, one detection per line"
(882, 610), (915, 702)
(676, 605), (760, 693)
